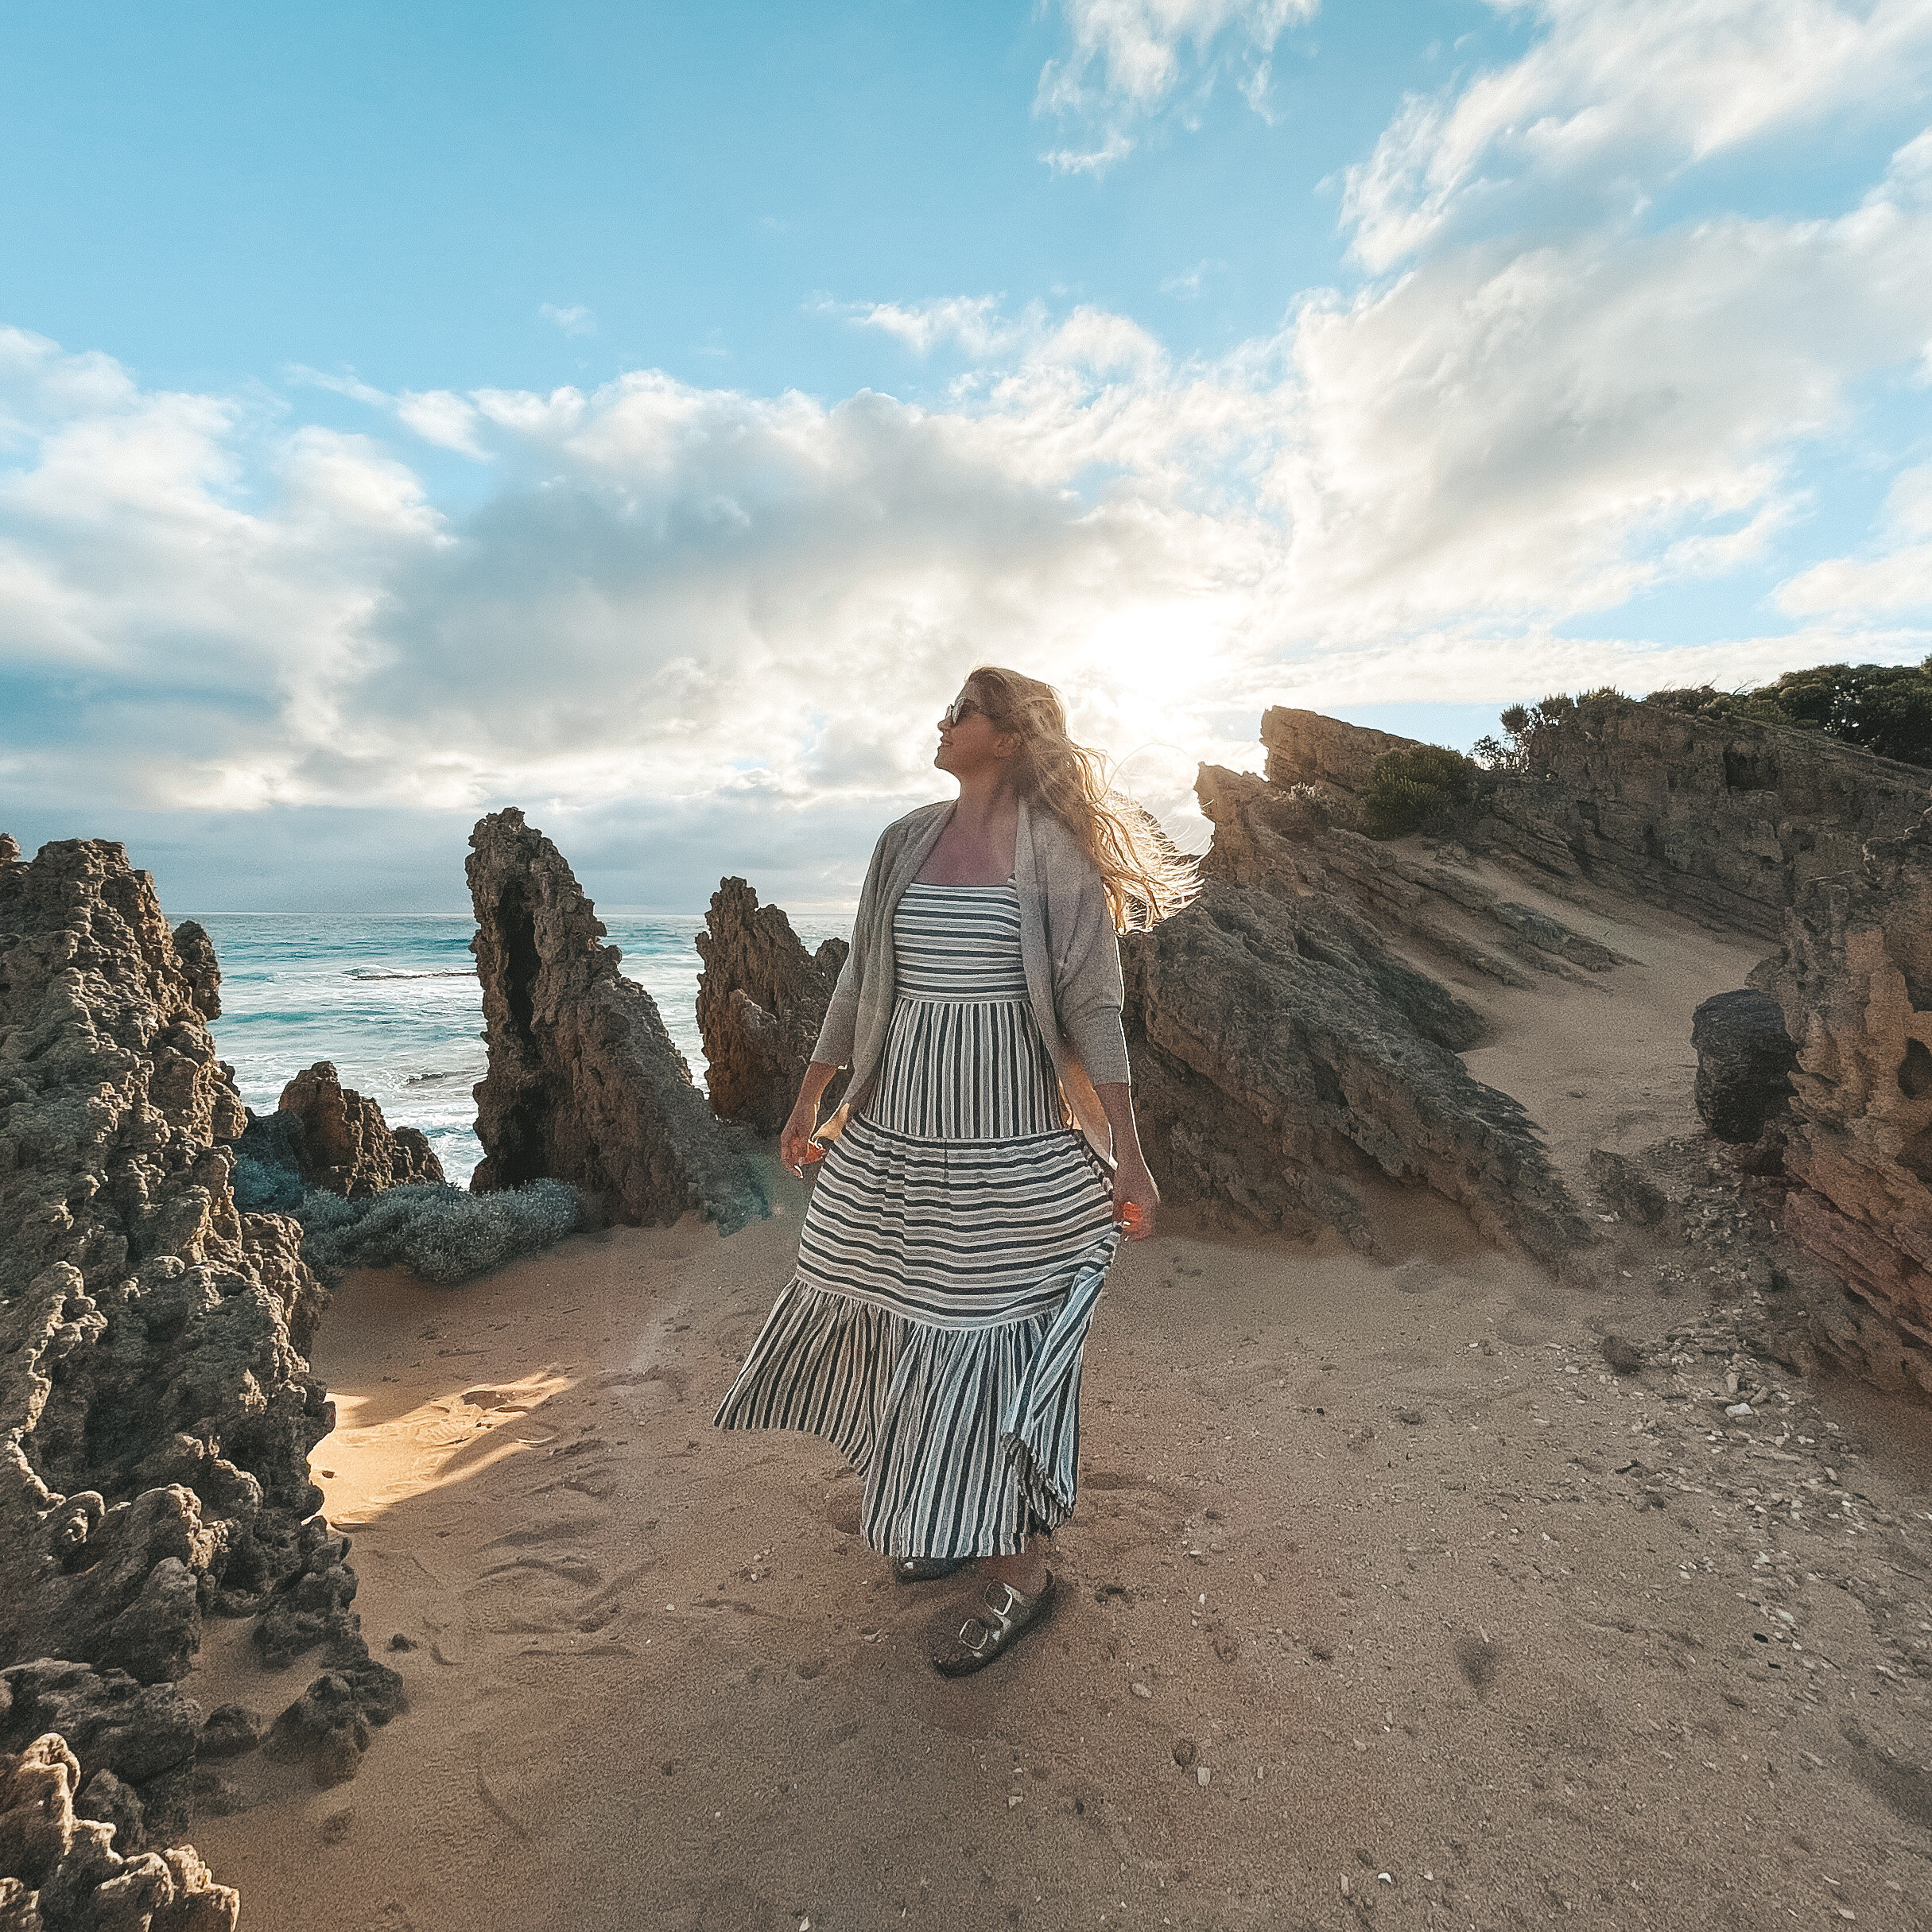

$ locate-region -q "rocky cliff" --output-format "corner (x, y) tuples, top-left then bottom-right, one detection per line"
(467, 810), (770, 1232)
(695, 879), (849, 1137)
(1255, 703), (1932, 1399)
(1263, 696), (1930, 940)
(233, 1061), (444, 1200)
(0, 838), (402, 1919)
(1120, 769), (1593, 1263)
(1770, 810), (1932, 1388)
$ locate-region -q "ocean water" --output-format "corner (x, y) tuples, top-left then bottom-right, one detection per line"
(193, 911), (852, 1186)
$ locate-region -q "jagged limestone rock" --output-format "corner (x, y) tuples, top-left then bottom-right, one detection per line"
(169, 923), (222, 1024)
(0, 1730), (238, 1931)
(467, 810), (770, 1232)
(1771, 810), (1932, 1382)
(233, 1061), (444, 1199)
(695, 878), (849, 1137)
(0, 839), (398, 1897)
(1121, 875), (1590, 1264)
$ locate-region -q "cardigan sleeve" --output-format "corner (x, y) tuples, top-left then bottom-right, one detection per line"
(810, 825), (889, 1067)
(1052, 861), (1131, 1086)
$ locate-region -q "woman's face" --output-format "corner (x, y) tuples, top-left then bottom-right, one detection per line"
(934, 685), (1014, 779)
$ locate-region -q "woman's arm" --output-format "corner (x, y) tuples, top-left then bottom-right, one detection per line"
(781, 1061), (843, 1175)
(1096, 1080), (1158, 1239)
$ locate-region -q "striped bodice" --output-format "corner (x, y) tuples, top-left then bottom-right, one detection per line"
(891, 881), (1030, 1000)
(863, 880), (1062, 1140)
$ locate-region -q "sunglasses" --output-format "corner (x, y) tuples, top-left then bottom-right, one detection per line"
(941, 696), (988, 728)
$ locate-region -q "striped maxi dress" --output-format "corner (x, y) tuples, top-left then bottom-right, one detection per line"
(713, 877), (1120, 1558)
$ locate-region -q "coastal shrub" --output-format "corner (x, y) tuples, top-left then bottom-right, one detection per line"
(1473, 695), (1576, 772)
(231, 1152), (305, 1214)
(1650, 658), (1932, 768)
(294, 1180), (584, 1286)
(1362, 744), (1482, 840)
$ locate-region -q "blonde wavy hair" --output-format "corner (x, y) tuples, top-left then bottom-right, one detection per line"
(964, 665), (1199, 933)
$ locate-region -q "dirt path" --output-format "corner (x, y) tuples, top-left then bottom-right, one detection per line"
(186, 1184), (1932, 1932)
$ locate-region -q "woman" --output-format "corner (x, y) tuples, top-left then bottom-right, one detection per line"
(713, 667), (1192, 1675)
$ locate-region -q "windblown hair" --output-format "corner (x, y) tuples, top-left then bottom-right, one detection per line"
(966, 665), (1199, 933)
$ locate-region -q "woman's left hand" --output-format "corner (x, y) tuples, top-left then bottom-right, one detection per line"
(1111, 1155), (1159, 1240)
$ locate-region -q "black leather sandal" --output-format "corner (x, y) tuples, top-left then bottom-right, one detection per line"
(931, 1573), (1057, 1675)
(894, 1555), (969, 1585)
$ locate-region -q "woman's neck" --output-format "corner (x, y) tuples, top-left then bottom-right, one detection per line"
(949, 770), (1015, 828)
(918, 779), (1020, 886)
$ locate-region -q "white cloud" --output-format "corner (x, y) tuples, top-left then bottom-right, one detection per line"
(10, 112), (1932, 898)
(1254, 623), (1932, 713)
(1344, 0), (1932, 270)
(287, 367), (493, 460)
(281, 363), (390, 409)
(1271, 193), (1932, 633)
(1160, 258), (1226, 298)
(1777, 464), (1932, 615)
(540, 302), (596, 337)
(394, 390), (491, 460)
(1038, 0), (1316, 172)
(841, 294), (1031, 360)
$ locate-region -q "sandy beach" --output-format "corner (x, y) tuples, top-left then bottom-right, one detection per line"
(180, 1178), (1930, 1931)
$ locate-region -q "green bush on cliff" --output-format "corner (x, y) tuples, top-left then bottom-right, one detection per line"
(1361, 744), (1483, 840)
(1649, 658), (1932, 768)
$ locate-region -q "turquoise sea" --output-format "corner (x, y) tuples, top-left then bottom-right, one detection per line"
(193, 912), (852, 1185)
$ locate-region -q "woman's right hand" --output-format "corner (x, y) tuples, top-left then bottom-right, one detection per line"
(780, 1096), (822, 1177)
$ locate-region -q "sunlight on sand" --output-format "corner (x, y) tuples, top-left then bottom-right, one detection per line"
(316, 1366), (576, 1527)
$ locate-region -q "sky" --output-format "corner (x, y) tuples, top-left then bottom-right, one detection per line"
(4, 0), (1932, 913)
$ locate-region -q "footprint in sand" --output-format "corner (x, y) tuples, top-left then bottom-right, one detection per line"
(1455, 1635), (1503, 1693)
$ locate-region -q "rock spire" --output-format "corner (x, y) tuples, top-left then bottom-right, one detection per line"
(466, 810), (770, 1232)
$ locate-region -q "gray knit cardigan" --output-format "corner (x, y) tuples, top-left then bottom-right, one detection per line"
(811, 796), (1131, 1159)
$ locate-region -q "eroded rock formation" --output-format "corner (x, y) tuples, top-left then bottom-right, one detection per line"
(0, 837), (402, 1910)
(1263, 696), (1929, 940)
(1120, 771), (1592, 1262)
(1253, 705), (1932, 1399)
(467, 809), (770, 1232)
(0, 1730), (238, 1931)
(1769, 811), (1932, 1390)
(233, 1061), (444, 1199)
(696, 878), (850, 1136)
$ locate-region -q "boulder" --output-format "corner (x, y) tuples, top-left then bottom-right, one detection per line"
(695, 878), (850, 1136)
(1769, 809), (1932, 1383)
(1691, 990), (1796, 1143)
(262, 1672), (370, 1788)
(75, 1770), (144, 1853)
(467, 809), (770, 1232)
(234, 1061), (444, 1199)
(194, 1706), (260, 1762)
(0, 1663), (200, 1794)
